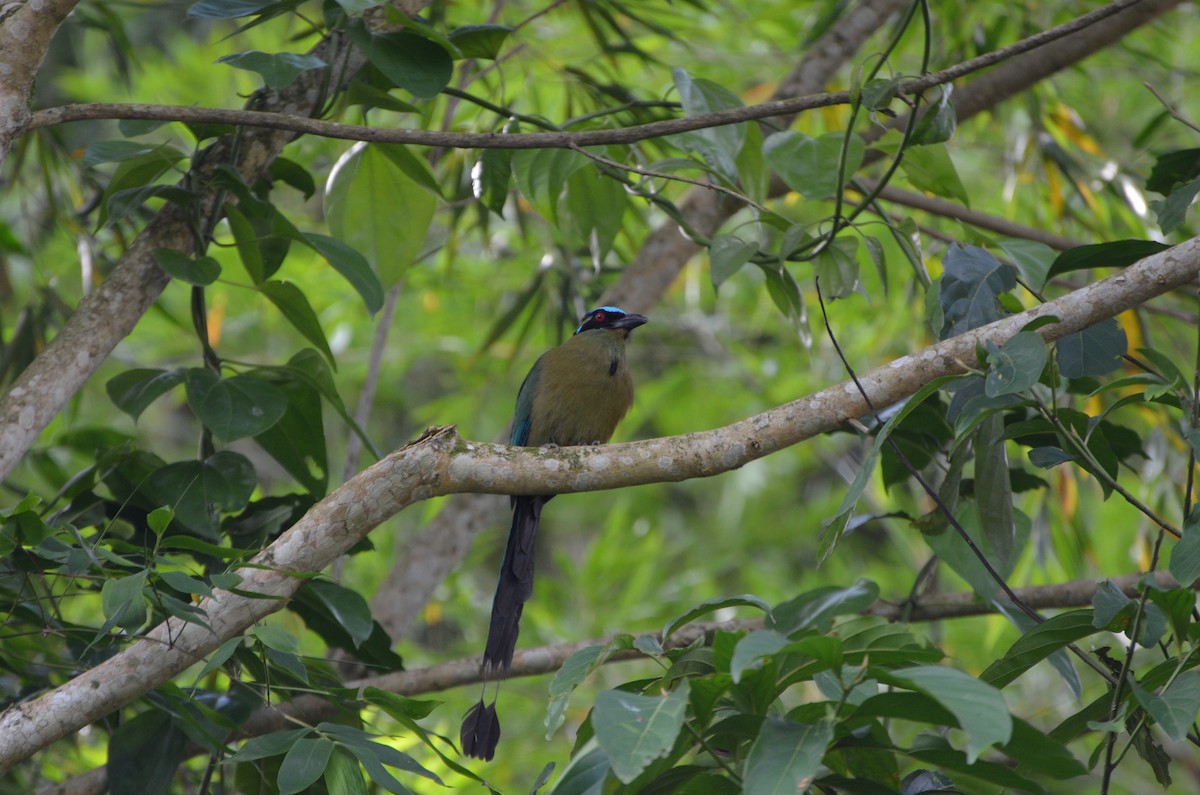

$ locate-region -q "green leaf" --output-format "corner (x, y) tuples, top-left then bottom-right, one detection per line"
(769, 579), (880, 635)
(566, 160), (628, 264)
(298, 579), (374, 648)
(258, 280), (335, 367)
(813, 236), (860, 299)
(1056, 318), (1126, 378)
(324, 144), (437, 289)
(820, 376), (962, 563)
(1131, 672), (1200, 742)
(147, 506), (173, 536)
(447, 24), (513, 59)
(764, 131), (865, 200)
(996, 237), (1056, 291)
(1046, 239), (1171, 280)
(887, 666), (1011, 763)
(158, 569), (212, 597)
(1151, 175), (1200, 233)
(106, 368), (186, 420)
(1091, 579), (1134, 629)
(101, 570), (148, 630)
(938, 243), (1015, 338)
(984, 331), (1047, 397)
(216, 51), (326, 89)
(900, 142), (969, 207)
(981, 609), (1098, 688)
(349, 26), (452, 99)
(324, 748), (370, 795)
(278, 736), (334, 794)
(84, 140), (182, 167)
(108, 710), (188, 795)
(672, 68), (747, 183)
(144, 451), (257, 538)
(661, 594), (771, 639)
(227, 728), (311, 763)
(511, 147), (589, 224)
(254, 624), (300, 654)
(546, 644), (613, 737)
(152, 248), (221, 285)
(593, 681), (690, 784)
(185, 369), (288, 441)
(743, 718), (833, 795)
(710, 234), (757, 289)
(473, 147), (512, 216)
(300, 232), (385, 315)
(197, 636), (244, 678)
(730, 630), (789, 683)
(224, 203), (264, 283)
(253, 371), (328, 494)
(860, 78), (900, 111)
(1169, 506), (1200, 585)
(910, 85), (956, 146)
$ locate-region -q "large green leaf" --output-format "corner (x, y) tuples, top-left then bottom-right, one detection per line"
(765, 131), (864, 200)
(106, 368), (186, 421)
(216, 50), (325, 88)
(981, 609), (1099, 688)
(593, 681), (690, 784)
(566, 161), (627, 263)
(1132, 672), (1200, 742)
(984, 332), (1047, 397)
(143, 451), (257, 538)
(278, 736), (334, 794)
(899, 142), (969, 207)
(769, 579), (879, 635)
(324, 143), (437, 290)
(886, 666), (1011, 763)
(300, 233), (385, 314)
(108, 709), (188, 795)
(253, 371), (328, 494)
(1055, 318), (1126, 378)
(1169, 506), (1200, 585)
(938, 243), (1015, 338)
(348, 25), (452, 98)
(743, 718), (833, 795)
(185, 369), (288, 441)
(257, 281), (335, 367)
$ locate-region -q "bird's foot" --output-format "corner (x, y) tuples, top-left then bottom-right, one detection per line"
(539, 443), (559, 451)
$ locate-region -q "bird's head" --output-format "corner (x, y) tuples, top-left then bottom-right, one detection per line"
(574, 306), (648, 338)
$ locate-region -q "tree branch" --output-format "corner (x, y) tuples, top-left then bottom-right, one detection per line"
(4, 237), (1198, 773)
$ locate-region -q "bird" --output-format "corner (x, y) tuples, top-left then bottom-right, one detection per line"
(461, 305), (648, 761)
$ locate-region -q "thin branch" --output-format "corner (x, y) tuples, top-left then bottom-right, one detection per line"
(856, 178), (1088, 251)
(22, 0), (1143, 149)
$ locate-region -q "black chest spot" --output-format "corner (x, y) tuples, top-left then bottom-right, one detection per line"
(609, 357), (619, 376)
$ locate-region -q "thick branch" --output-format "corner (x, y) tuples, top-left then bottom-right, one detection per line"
(3, 238), (1198, 773)
(0, 0), (80, 169)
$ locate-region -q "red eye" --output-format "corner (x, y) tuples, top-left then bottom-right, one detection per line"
(593, 311), (606, 323)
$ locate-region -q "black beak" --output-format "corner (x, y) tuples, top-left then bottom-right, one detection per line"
(612, 313), (648, 331)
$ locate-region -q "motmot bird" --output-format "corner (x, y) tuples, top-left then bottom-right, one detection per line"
(461, 306), (648, 761)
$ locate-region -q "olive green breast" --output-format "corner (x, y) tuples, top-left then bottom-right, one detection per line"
(524, 329), (635, 446)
